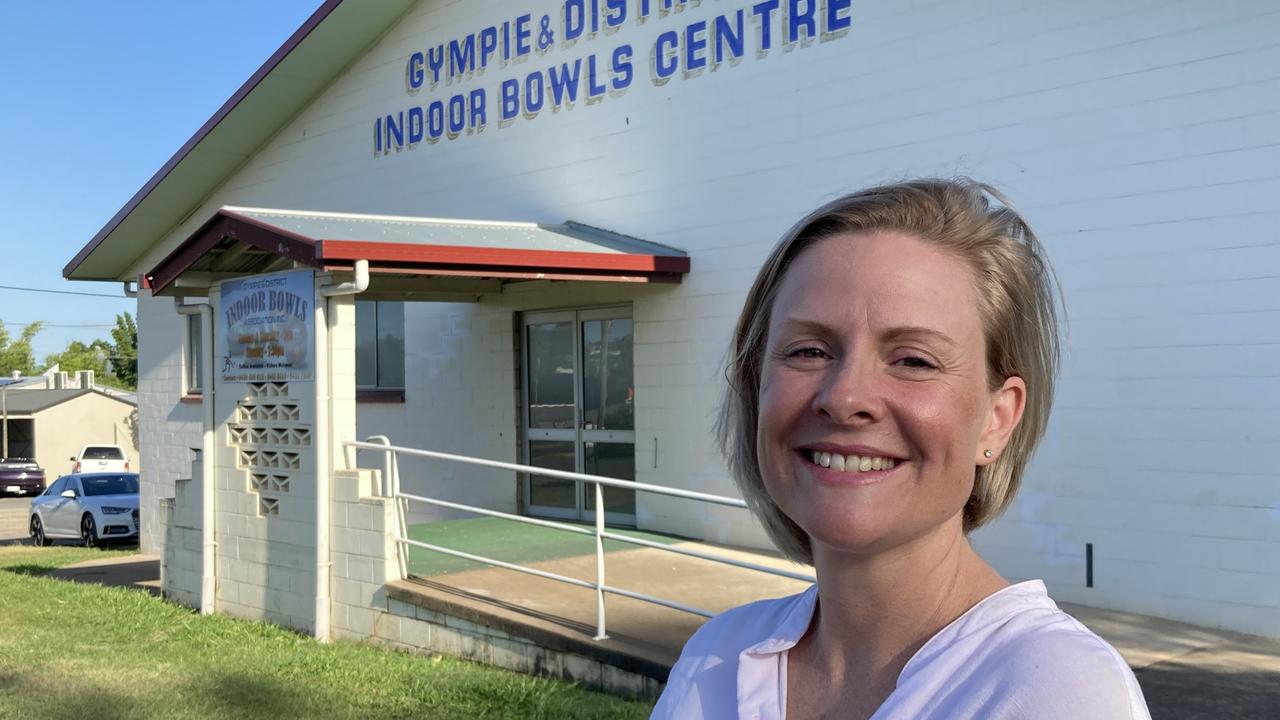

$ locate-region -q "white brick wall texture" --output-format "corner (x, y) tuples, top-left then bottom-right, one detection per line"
(127, 0), (1280, 636)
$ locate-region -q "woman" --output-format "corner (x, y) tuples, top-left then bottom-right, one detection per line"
(652, 179), (1150, 719)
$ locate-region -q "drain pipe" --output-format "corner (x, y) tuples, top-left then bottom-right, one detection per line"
(175, 297), (216, 615)
(314, 260), (369, 641)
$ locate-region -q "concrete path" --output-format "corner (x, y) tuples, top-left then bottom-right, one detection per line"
(0, 496), (31, 543)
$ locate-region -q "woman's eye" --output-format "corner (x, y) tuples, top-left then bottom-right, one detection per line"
(788, 347), (830, 360)
(895, 355), (936, 370)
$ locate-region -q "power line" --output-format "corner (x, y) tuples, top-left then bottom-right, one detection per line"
(0, 284), (130, 299)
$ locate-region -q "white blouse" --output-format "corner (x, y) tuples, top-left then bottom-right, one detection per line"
(651, 580), (1151, 720)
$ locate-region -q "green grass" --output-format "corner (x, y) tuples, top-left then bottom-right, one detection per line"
(0, 545), (653, 719)
(407, 516), (684, 576)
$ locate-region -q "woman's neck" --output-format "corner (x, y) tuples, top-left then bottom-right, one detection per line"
(800, 521), (1008, 701)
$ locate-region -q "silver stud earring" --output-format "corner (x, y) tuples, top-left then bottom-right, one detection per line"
(983, 449), (994, 458)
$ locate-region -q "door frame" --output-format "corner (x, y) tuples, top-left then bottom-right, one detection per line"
(520, 305), (635, 526)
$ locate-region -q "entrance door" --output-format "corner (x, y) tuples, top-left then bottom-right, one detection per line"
(523, 307), (635, 525)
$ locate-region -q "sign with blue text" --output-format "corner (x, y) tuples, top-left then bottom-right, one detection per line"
(373, 0), (853, 153)
(220, 271), (314, 382)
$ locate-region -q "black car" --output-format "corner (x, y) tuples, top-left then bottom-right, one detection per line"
(0, 458), (46, 497)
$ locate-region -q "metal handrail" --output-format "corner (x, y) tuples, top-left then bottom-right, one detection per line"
(343, 438), (814, 640)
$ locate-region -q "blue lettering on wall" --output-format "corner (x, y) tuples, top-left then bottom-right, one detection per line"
(565, 0), (585, 44)
(427, 45), (446, 86)
(825, 0), (853, 37)
(787, 0), (817, 45)
(408, 106), (424, 144)
(685, 20), (708, 75)
(479, 26), (499, 68)
(604, 0), (626, 28)
(549, 60), (582, 108)
(516, 14), (533, 56)
(406, 52), (425, 92)
(428, 100), (445, 141)
(524, 71), (545, 115)
(586, 54), (608, 99)
(611, 44), (634, 91)
(373, 0), (856, 154)
(714, 11), (745, 66)
(501, 78), (521, 121)
(470, 88), (488, 129)
(652, 30), (678, 84)
(448, 95), (467, 136)
(753, 0), (780, 53)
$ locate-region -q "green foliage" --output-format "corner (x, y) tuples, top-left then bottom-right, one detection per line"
(0, 320), (43, 376)
(34, 311), (138, 390)
(109, 312), (139, 388)
(43, 338), (111, 379)
(0, 545), (654, 719)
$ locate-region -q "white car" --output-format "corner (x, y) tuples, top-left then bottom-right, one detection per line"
(71, 445), (131, 474)
(29, 473), (140, 547)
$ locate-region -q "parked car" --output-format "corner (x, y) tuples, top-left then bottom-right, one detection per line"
(29, 472), (140, 548)
(70, 444), (130, 474)
(0, 458), (45, 497)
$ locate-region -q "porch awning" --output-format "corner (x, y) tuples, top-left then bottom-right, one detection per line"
(145, 207), (690, 299)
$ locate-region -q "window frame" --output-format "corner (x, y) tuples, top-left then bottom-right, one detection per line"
(184, 313), (204, 396)
(355, 300), (405, 402)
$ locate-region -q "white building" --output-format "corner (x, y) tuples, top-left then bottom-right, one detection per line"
(65, 0), (1280, 640)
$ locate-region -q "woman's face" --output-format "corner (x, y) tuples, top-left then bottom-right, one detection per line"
(756, 230), (1023, 558)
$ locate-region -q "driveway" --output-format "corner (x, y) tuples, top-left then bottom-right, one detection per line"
(0, 496), (31, 544)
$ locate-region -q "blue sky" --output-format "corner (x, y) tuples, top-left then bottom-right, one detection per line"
(0, 1), (320, 360)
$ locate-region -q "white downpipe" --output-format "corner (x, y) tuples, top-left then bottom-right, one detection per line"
(175, 299), (215, 615)
(314, 260), (369, 642)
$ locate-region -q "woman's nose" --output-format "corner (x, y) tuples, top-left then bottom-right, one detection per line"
(811, 354), (884, 424)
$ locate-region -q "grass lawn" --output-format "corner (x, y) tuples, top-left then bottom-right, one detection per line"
(0, 545), (653, 719)
(406, 516), (683, 576)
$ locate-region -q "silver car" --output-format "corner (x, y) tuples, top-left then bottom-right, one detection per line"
(29, 473), (140, 547)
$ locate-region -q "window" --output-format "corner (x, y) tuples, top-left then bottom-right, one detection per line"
(356, 301), (405, 390)
(186, 314), (204, 394)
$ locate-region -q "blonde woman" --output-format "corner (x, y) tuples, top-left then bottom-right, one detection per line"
(653, 179), (1150, 719)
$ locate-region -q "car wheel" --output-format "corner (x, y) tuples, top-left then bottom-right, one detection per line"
(81, 514), (100, 549)
(30, 516), (50, 547)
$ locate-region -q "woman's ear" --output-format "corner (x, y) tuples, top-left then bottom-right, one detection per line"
(976, 376), (1026, 465)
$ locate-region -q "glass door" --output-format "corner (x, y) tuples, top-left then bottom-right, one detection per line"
(523, 307), (635, 525)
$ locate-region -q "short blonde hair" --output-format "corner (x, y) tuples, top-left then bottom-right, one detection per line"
(717, 178), (1062, 565)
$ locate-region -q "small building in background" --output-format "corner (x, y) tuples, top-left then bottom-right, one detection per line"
(1, 369), (138, 479)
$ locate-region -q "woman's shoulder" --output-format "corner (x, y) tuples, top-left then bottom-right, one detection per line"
(680, 584), (817, 659)
(901, 581), (1151, 719)
(651, 586), (816, 718)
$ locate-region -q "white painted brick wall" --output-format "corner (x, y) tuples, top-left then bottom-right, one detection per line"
(127, 0), (1280, 635)
(137, 290), (204, 556)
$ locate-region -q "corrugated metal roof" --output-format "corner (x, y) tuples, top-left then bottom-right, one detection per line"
(0, 389), (136, 415)
(226, 207), (684, 257)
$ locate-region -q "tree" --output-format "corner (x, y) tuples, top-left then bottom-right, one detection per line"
(43, 339), (111, 380)
(0, 321), (43, 376)
(108, 313), (138, 388)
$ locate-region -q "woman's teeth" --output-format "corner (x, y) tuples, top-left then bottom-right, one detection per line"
(810, 450), (897, 472)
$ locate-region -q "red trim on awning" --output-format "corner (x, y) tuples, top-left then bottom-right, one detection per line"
(317, 240), (691, 274)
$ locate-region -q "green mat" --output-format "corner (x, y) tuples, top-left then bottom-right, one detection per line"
(405, 516), (686, 577)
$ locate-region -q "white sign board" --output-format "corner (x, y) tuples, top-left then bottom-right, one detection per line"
(220, 270), (314, 382)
